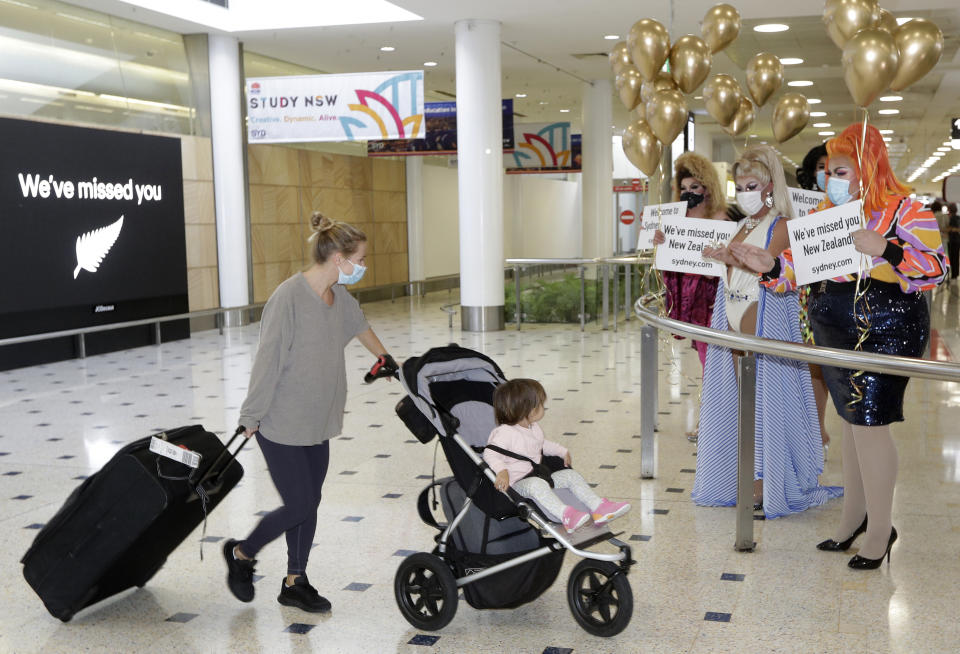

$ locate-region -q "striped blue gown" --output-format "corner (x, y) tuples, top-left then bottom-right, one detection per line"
(691, 217), (843, 518)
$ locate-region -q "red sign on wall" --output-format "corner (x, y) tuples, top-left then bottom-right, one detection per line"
(619, 210), (636, 225)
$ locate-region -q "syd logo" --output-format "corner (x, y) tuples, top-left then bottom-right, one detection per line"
(74, 215), (123, 278)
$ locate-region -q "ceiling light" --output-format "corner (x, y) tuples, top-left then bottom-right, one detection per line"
(810, 111), (827, 117)
(807, 98), (821, 104)
(754, 23), (789, 33)
(880, 95), (902, 102)
(938, 147), (951, 152)
(781, 57), (803, 65)
(423, 61), (437, 67)
(539, 101), (548, 105)
(813, 122), (831, 127)
(694, 95), (703, 99)
(879, 129), (894, 134)
(604, 34), (620, 40)
(883, 137), (892, 142)
(515, 93), (527, 98)
(380, 46), (395, 52)
(896, 17), (914, 26)
(559, 109), (570, 113)
(788, 80), (813, 87)
(878, 109), (899, 115)
(819, 131), (835, 136)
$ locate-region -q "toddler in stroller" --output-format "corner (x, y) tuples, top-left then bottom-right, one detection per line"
(388, 345), (635, 637)
(485, 378), (631, 533)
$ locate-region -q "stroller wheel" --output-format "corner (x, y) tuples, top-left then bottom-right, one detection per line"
(567, 559), (633, 637)
(394, 553), (458, 631)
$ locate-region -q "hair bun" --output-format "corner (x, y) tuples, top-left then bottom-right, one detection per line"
(310, 212), (336, 233)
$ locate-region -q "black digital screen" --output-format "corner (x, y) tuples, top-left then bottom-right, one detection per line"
(0, 118), (187, 317)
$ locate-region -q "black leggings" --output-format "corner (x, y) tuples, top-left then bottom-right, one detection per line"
(240, 433), (330, 575)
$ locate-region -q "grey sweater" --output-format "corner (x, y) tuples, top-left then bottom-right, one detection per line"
(239, 274), (369, 446)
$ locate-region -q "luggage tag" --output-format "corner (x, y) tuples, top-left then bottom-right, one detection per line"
(150, 436), (202, 469)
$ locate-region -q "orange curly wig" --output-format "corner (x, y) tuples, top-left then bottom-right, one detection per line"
(826, 123), (911, 214)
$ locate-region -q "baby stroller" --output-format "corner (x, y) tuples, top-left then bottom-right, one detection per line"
(390, 344), (634, 637)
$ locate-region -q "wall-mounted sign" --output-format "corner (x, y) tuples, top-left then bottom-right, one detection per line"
(619, 210), (636, 225)
(246, 71), (424, 143)
(507, 124), (581, 174)
(367, 99), (514, 156)
(0, 118), (186, 319)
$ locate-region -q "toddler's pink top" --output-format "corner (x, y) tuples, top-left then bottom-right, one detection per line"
(482, 422), (568, 485)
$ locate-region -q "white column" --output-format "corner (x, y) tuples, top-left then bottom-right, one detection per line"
(208, 34), (251, 311)
(455, 19), (504, 332)
(406, 157), (425, 288)
(581, 79), (614, 260)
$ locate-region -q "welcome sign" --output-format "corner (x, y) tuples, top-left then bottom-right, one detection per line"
(637, 202), (686, 250)
(654, 216), (738, 276)
(786, 201), (870, 285)
(0, 117), (187, 332)
(246, 71), (424, 143)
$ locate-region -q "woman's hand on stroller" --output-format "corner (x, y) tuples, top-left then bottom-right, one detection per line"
(494, 469), (510, 492)
(364, 353), (399, 383)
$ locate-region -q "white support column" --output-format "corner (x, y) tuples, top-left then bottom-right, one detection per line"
(581, 79), (614, 261)
(406, 157), (425, 292)
(455, 19), (504, 332)
(208, 33), (251, 316)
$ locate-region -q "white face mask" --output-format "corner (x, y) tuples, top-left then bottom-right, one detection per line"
(737, 191), (764, 217)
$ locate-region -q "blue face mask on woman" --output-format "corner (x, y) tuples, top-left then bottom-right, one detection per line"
(338, 258), (366, 285)
(816, 170), (826, 192)
(826, 176), (853, 206)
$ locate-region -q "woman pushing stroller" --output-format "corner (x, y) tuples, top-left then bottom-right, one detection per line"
(483, 379), (631, 534)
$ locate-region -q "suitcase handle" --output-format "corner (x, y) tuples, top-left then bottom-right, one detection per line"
(190, 426), (247, 487)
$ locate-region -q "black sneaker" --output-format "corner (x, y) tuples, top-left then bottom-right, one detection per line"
(277, 576), (331, 613)
(223, 539), (256, 602)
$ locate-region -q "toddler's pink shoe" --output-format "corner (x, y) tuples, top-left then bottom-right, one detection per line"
(592, 499), (631, 526)
(561, 506), (591, 533)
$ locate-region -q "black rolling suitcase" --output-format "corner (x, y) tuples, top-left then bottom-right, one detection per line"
(21, 424), (246, 622)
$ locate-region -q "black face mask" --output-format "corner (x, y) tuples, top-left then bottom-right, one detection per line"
(680, 191), (705, 209)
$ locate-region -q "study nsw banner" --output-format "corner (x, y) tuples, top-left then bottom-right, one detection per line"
(246, 71), (424, 143)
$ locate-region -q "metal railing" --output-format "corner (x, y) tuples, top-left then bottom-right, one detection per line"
(0, 303), (265, 359)
(506, 255), (654, 332)
(634, 295), (960, 552)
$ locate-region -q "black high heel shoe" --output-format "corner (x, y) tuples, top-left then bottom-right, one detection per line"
(816, 516), (868, 552)
(848, 527), (898, 570)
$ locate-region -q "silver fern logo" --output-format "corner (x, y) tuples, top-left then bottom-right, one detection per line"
(73, 215), (124, 278)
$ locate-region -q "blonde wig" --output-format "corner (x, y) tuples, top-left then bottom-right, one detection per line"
(733, 145), (795, 219)
(672, 151), (727, 217)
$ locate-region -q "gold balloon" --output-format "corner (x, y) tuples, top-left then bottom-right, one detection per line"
(640, 71), (678, 106)
(876, 8), (898, 34)
(745, 52), (783, 108)
(669, 35), (712, 94)
(609, 41), (632, 77)
(823, 0), (880, 49)
(724, 97), (755, 136)
(890, 18), (944, 92)
(615, 66), (643, 110)
(772, 93), (810, 143)
(841, 27), (899, 107)
(645, 89), (688, 145)
(701, 3), (741, 53)
(622, 119), (662, 177)
(703, 74), (742, 126)
(627, 18), (671, 82)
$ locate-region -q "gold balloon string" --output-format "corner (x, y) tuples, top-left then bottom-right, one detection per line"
(847, 107), (873, 408)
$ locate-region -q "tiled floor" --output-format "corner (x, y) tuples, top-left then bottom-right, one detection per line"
(3, 284), (960, 654)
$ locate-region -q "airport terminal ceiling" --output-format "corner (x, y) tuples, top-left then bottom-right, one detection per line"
(4, 0), (960, 187)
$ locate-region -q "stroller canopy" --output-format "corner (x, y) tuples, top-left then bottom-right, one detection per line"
(399, 345), (507, 449)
